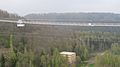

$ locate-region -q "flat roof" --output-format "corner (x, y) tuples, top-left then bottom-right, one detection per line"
(60, 51), (76, 55)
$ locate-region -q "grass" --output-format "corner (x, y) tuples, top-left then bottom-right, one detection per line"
(77, 63), (95, 67)
(89, 64), (94, 67)
(77, 62), (88, 67)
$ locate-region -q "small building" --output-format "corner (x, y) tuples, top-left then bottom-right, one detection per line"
(60, 51), (76, 64)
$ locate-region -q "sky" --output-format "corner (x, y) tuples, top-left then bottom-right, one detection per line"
(0, 0), (120, 16)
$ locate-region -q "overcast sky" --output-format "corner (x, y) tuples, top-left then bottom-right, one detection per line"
(0, 0), (120, 16)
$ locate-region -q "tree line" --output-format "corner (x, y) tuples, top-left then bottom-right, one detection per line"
(0, 9), (22, 19)
(0, 31), (120, 67)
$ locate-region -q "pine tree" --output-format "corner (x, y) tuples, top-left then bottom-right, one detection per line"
(0, 54), (5, 67)
(50, 48), (68, 67)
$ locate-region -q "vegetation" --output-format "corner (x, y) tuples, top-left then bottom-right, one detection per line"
(25, 13), (120, 22)
(0, 31), (119, 67)
(0, 10), (120, 67)
(95, 43), (120, 67)
(0, 9), (22, 19)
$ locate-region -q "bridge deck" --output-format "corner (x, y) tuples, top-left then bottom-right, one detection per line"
(0, 19), (120, 26)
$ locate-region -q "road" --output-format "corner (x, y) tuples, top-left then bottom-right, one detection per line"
(1, 19), (120, 26)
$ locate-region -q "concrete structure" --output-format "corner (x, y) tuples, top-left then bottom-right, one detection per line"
(60, 51), (76, 64)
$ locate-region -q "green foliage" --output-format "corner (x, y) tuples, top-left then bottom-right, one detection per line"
(89, 64), (94, 67)
(0, 33), (9, 48)
(0, 54), (5, 67)
(95, 52), (120, 67)
(76, 56), (81, 67)
(10, 35), (13, 51)
(111, 43), (120, 55)
(15, 48), (35, 67)
(50, 48), (69, 67)
(39, 50), (49, 67)
(74, 44), (90, 61)
(0, 32), (120, 67)
(7, 35), (18, 67)
(95, 44), (120, 67)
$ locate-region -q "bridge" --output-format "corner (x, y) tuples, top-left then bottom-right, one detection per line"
(1, 19), (120, 26)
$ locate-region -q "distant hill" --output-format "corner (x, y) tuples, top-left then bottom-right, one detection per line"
(24, 13), (120, 22)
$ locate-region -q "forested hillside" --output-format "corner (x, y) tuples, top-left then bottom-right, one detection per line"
(0, 9), (22, 19)
(0, 9), (120, 67)
(25, 13), (120, 22)
(0, 21), (120, 67)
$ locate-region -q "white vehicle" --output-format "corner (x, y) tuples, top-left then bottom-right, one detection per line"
(17, 20), (25, 27)
(88, 23), (94, 26)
